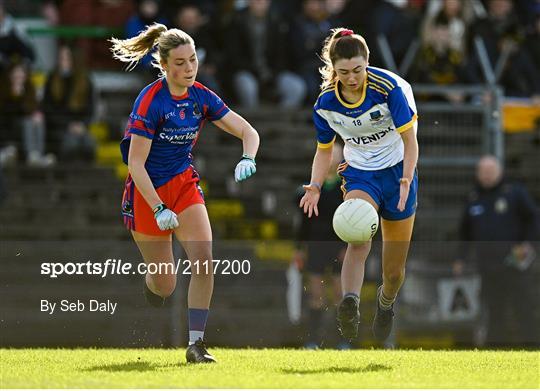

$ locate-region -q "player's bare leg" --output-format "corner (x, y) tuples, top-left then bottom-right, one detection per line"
(131, 231), (175, 307)
(174, 203), (214, 309)
(337, 190), (379, 339)
(341, 241), (371, 298)
(341, 190), (378, 295)
(174, 203), (215, 363)
(381, 214), (414, 297)
(372, 214), (415, 341)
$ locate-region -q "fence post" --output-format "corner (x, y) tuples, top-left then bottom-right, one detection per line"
(376, 34), (398, 73)
(491, 85), (505, 164)
(473, 37), (496, 85)
(473, 37), (505, 161)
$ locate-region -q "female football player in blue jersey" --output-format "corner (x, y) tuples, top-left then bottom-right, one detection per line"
(110, 23), (259, 363)
(299, 28), (419, 343)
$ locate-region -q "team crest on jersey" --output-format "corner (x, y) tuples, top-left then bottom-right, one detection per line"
(192, 103), (202, 119)
(179, 109), (186, 120)
(121, 200), (133, 217)
(369, 110), (384, 123)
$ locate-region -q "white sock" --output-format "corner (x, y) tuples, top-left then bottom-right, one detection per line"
(379, 288), (396, 310)
(189, 330), (204, 345)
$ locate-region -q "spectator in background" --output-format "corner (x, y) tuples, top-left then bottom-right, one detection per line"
(337, 0), (377, 46)
(125, 0), (168, 73)
(295, 143), (348, 349)
(324, 0), (348, 24)
(43, 45), (95, 162)
(468, 0), (540, 97)
(290, 0), (335, 103)
(368, 0), (422, 67)
(174, 3), (222, 95)
(58, 0), (134, 69)
(509, 0), (539, 31)
(0, 62), (53, 167)
(225, 0), (306, 108)
(161, 0), (217, 19)
(454, 155), (539, 347)
(41, 0), (60, 26)
(411, 0), (473, 102)
(0, 1), (34, 71)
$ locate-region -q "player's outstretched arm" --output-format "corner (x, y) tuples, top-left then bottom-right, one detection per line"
(299, 145), (333, 218)
(213, 111), (260, 182)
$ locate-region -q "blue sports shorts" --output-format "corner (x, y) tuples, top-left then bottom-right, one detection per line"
(337, 160), (418, 221)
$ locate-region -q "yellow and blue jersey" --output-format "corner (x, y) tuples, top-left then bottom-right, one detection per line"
(314, 66), (417, 171)
(120, 78), (229, 188)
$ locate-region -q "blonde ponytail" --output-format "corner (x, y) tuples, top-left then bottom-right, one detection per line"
(110, 23), (195, 77)
(110, 23), (167, 71)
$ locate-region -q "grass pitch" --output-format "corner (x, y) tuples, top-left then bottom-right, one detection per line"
(1, 348), (538, 388)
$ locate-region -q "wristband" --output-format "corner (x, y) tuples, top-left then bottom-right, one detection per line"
(399, 178), (411, 185)
(310, 182), (322, 192)
(242, 153), (256, 162)
(152, 203), (167, 215)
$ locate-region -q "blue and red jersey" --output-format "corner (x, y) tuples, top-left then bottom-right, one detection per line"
(120, 78), (230, 188)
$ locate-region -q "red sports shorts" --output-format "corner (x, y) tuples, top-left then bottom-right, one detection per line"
(121, 166), (205, 236)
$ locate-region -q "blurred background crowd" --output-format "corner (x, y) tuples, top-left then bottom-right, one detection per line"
(0, 0), (538, 350)
(1, 0), (539, 166)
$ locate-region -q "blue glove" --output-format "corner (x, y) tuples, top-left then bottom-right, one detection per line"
(153, 203), (179, 231)
(234, 154), (256, 182)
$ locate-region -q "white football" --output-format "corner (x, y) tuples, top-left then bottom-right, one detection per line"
(333, 199), (379, 243)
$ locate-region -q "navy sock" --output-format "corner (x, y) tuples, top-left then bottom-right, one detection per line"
(188, 308), (209, 345)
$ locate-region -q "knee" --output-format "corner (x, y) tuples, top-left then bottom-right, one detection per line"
(157, 282), (176, 298)
(151, 277), (176, 298)
(348, 241), (371, 255)
(384, 268), (405, 285)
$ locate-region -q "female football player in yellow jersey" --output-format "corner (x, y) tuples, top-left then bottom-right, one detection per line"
(300, 28), (419, 343)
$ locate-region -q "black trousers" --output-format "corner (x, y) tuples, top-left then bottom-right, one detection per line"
(481, 268), (539, 346)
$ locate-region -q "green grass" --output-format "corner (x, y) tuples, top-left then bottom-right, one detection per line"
(1, 348), (538, 388)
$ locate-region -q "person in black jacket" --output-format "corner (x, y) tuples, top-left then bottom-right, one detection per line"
(467, 0), (540, 98)
(289, 0), (335, 103)
(43, 45), (95, 161)
(0, 62), (53, 166)
(454, 155), (539, 347)
(225, 0), (306, 108)
(174, 3), (222, 96)
(295, 143), (348, 348)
